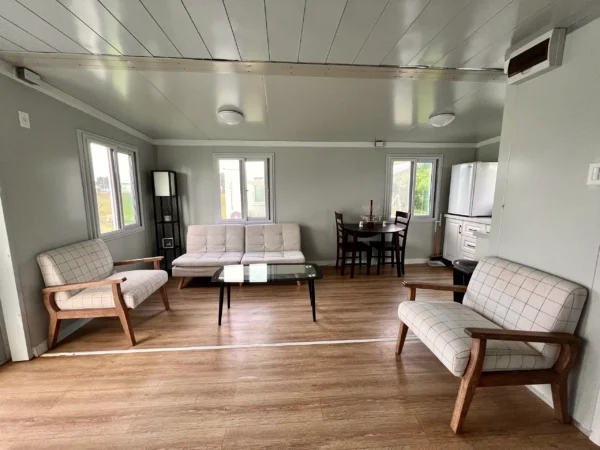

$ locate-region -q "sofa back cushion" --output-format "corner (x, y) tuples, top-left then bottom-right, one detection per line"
(245, 224), (301, 252)
(186, 225), (245, 253)
(464, 256), (587, 359)
(37, 239), (115, 302)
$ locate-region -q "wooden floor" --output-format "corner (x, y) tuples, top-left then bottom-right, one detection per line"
(0, 265), (594, 449)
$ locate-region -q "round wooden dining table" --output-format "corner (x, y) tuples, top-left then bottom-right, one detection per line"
(342, 223), (407, 277)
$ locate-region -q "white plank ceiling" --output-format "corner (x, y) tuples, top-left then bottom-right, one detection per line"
(1, 0), (599, 142)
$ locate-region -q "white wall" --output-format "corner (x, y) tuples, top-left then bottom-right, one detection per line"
(157, 145), (477, 262)
(489, 18), (600, 435)
(475, 142), (500, 162)
(0, 74), (157, 356)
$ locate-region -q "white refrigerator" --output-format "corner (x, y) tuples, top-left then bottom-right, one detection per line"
(448, 162), (498, 217)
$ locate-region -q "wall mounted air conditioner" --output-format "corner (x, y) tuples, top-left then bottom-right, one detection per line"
(504, 28), (566, 85)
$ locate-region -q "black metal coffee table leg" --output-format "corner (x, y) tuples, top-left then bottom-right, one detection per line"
(308, 279), (316, 322)
(227, 284), (231, 309)
(218, 283), (225, 325)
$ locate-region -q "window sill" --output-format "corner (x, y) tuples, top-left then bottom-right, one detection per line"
(99, 225), (145, 242)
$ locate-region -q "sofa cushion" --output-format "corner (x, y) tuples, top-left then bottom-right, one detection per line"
(245, 224), (301, 252)
(186, 225), (245, 253)
(56, 270), (168, 310)
(464, 257), (587, 360)
(398, 301), (555, 377)
(37, 239), (115, 303)
(172, 252), (243, 267)
(241, 251), (305, 264)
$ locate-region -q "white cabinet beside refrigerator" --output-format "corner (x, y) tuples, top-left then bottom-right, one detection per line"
(443, 215), (491, 263)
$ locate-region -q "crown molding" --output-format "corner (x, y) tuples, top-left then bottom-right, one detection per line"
(476, 136), (501, 148)
(153, 139), (479, 149)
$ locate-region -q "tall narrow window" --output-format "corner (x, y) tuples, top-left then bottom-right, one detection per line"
(385, 155), (440, 220)
(79, 131), (143, 239)
(214, 154), (274, 223)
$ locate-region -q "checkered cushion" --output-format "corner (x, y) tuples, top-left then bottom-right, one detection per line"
(172, 252), (243, 267)
(37, 239), (115, 302)
(245, 224), (301, 252)
(398, 301), (556, 376)
(56, 270), (168, 310)
(464, 256), (587, 360)
(186, 225), (245, 253)
(241, 251), (306, 264)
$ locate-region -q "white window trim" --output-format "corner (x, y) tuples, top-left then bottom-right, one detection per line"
(384, 154), (443, 222)
(213, 153), (275, 224)
(78, 130), (145, 241)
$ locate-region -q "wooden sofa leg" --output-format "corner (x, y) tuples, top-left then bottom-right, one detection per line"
(450, 338), (486, 433)
(396, 321), (409, 355)
(178, 277), (186, 290)
(551, 342), (579, 423)
(44, 292), (61, 349)
(160, 286), (170, 310)
(113, 284), (136, 346)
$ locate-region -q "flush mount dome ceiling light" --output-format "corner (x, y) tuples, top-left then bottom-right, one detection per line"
(429, 112), (456, 128)
(218, 109), (244, 125)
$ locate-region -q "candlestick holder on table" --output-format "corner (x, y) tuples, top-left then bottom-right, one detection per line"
(361, 201), (382, 229)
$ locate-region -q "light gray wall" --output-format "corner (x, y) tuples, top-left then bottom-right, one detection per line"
(0, 74), (157, 352)
(489, 18), (600, 433)
(157, 145), (476, 262)
(475, 142), (500, 162)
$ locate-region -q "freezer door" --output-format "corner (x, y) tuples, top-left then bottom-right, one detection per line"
(471, 162), (498, 216)
(448, 163), (475, 216)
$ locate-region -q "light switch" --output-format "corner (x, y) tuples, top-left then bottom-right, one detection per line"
(587, 163), (600, 185)
(18, 111), (30, 129)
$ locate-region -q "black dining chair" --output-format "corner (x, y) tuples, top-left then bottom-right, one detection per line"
(370, 211), (411, 276)
(335, 212), (372, 278)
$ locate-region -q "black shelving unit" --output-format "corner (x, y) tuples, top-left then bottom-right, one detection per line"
(151, 171), (183, 272)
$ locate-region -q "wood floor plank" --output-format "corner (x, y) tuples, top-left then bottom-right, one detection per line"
(0, 266), (592, 448)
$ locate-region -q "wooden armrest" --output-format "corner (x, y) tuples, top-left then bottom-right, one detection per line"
(43, 277), (127, 294)
(465, 327), (581, 345)
(403, 281), (467, 293)
(114, 256), (164, 267)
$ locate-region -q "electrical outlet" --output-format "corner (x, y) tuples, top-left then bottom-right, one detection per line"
(587, 162), (600, 185)
(18, 111), (30, 129)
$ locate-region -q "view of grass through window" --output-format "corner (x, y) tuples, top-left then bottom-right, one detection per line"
(390, 160), (434, 217)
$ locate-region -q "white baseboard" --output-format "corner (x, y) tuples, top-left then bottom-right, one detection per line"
(527, 385), (591, 437)
(32, 319), (91, 357)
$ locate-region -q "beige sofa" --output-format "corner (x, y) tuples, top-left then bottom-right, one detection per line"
(172, 223), (305, 287)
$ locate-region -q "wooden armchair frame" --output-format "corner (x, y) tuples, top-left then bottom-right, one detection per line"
(43, 256), (169, 349)
(397, 281), (582, 434)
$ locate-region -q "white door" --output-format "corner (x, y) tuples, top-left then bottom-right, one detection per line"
(448, 163), (475, 216)
(443, 219), (462, 262)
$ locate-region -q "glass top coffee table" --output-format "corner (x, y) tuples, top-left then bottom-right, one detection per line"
(211, 263), (323, 325)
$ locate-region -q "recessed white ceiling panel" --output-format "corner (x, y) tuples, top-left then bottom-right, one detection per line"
(34, 67), (206, 139)
(0, 34), (24, 51)
(98, 0), (180, 57)
(298, 0), (346, 63)
(409, 0), (513, 66)
(381, 0), (471, 67)
(0, 15), (55, 52)
(353, 0), (429, 65)
(265, 0), (305, 62)
(141, 71), (271, 140)
(326, 0), (388, 64)
(0, 0), (87, 53)
(224, 0), (269, 61)
(58, 0), (151, 56)
(140, 0), (211, 59)
(183, 0), (240, 60)
(17, 0), (119, 55)
(436, 0), (553, 68)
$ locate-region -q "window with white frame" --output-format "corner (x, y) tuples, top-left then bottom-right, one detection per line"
(78, 131), (143, 239)
(385, 155), (441, 220)
(214, 154), (274, 223)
